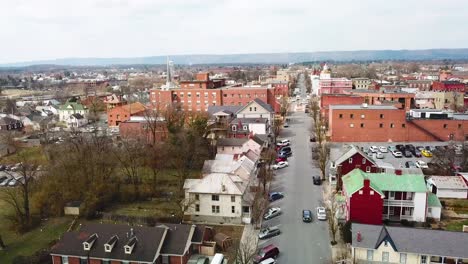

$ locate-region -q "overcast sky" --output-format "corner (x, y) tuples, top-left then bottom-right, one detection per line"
(1, 0), (467, 63)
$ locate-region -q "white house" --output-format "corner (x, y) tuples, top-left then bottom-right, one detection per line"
(66, 114), (87, 128)
(235, 98), (274, 127)
(352, 223), (468, 264)
(216, 138), (248, 155)
(427, 176), (468, 199)
(183, 173), (251, 224)
(59, 101), (89, 124)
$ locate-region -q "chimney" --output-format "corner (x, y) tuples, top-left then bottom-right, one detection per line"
(363, 179), (370, 188)
(130, 228), (134, 237)
(221, 184), (226, 192)
(357, 231), (362, 242)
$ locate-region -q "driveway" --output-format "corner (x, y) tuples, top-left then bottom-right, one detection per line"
(258, 73), (332, 263)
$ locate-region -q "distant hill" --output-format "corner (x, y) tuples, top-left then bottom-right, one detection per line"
(2, 49), (468, 67)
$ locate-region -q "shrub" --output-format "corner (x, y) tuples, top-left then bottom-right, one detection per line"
(341, 221), (352, 243)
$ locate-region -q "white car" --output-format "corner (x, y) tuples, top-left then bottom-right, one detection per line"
(259, 258), (277, 264)
(263, 207), (281, 220)
(369, 146), (378, 153)
(415, 160), (429, 169)
(376, 152), (384, 159)
(276, 139), (291, 147)
(379, 146), (388, 153)
(283, 122), (289, 128)
(316, 207), (327, 220)
(272, 161), (289, 170)
(392, 150), (403, 158)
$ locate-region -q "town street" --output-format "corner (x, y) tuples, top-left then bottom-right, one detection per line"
(259, 74), (332, 263)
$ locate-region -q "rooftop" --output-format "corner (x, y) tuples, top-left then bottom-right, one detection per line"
(429, 176), (468, 190)
(427, 193), (442, 208)
(352, 223), (468, 259)
(217, 138), (248, 147)
(330, 105), (398, 110)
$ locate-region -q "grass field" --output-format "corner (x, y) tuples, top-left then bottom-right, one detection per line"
(443, 199), (468, 215)
(445, 219), (468, 231)
(1, 146), (48, 165)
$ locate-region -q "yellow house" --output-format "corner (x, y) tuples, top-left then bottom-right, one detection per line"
(352, 223), (468, 264)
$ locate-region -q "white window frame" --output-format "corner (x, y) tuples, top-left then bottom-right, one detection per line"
(366, 166), (371, 172)
(212, 195), (219, 201)
(232, 125), (237, 131)
(389, 191), (395, 200)
(348, 158), (353, 164)
(420, 255), (427, 264)
(367, 250), (374, 261)
(62, 256), (69, 264)
(382, 252), (389, 262)
(400, 253), (407, 264)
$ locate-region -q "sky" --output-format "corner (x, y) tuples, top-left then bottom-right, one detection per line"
(1, 0), (467, 63)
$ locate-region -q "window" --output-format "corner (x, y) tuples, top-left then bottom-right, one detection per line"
(195, 204), (200, 212)
(102, 260), (110, 264)
(362, 158), (366, 164)
(349, 123), (354, 128)
(80, 258), (88, 264)
(350, 114), (354, 118)
(361, 114), (365, 119)
(402, 123), (406, 128)
(348, 158), (353, 164)
(428, 207), (432, 213)
(382, 252), (389, 262)
(231, 196), (235, 202)
(243, 125), (248, 130)
(212, 205), (220, 213)
(380, 123), (384, 128)
(380, 114), (384, 119)
(366, 166), (371, 172)
(359, 190), (363, 195)
(443, 124), (448, 128)
(360, 123), (365, 128)
(232, 206), (235, 213)
(458, 124), (462, 129)
(390, 123), (394, 128)
(195, 194), (199, 200)
(367, 250), (374, 261)
(406, 192), (413, 200)
(421, 255), (427, 264)
(254, 107), (257, 111)
(370, 190), (375, 195)
(232, 125), (237, 131)
(162, 256), (169, 264)
(339, 114), (343, 118)
(400, 253), (407, 264)
(249, 107), (252, 111)
(389, 191), (395, 200)
(62, 257), (69, 264)
(212, 195), (219, 201)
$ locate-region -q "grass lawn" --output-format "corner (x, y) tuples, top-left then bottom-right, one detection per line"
(443, 199), (468, 215)
(0, 192), (71, 263)
(105, 198), (179, 218)
(1, 146), (48, 165)
(445, 219), (468, 231)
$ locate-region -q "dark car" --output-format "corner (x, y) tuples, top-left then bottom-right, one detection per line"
(403, 150), (412, 158)
(412, 150), (422, 157)
(0, 165), (5, 171)
(269, 192), (284, 202)
(405, 161), (417, 168)
(313, 176), (322, 185)
(277, 153), (288, 160)
(302, 210), (312, 222)
(253, 244), (280, 263)
(278, 146), (291, 153)
(396, 144), (405, 152)
(278, 148), (292, 157)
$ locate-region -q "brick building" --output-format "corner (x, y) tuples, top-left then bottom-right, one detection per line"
(407, 80), (432, 91)
(50, 223), (212, 264)
(107, 102), (146, 127)
(320, 94), (364, 120)
(432, 81), (466, 92)
(150, 73), (283, 113)
(119, 116), (168, 144)
(344, 89), (415, 111)
(329, 105), (468, 142)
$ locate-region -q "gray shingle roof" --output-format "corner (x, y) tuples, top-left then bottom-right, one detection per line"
(217, 138), (248, 147)
(207, 105), (242, 116)
(352, 223), (468, 259)
(252, 98), (274, 113)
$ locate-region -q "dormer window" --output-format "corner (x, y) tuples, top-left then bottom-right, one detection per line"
(124, 237), (137, 254)
(232, 125), (237, 131)
(243, 125), (248, 131)
(83, 233), (98, 251)
(104, 235), (118, 253)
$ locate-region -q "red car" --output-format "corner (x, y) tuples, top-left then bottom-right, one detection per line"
(276, 157), (287, 163)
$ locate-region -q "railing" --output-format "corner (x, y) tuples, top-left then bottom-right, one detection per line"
(383, 199), (415, 207)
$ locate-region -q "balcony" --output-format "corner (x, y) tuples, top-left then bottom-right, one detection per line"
(383, 199), (414, 207)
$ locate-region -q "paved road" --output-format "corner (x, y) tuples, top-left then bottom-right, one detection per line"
(259, 73), (332, 263)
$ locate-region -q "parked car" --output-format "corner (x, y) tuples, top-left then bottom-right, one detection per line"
(277, 153), (288, 159)
(379, 146), (388, 153)
(269, 192), (284, 202)
(258, 226), (281, 240)
(416, 146), (425, 152)
(412, 149), (422, 157)
(253, 244), (280, 263)
(403, 150), (412, 158)
(421, 149), (433, 157)
(272, 161), (289, 170)
(8, 178), (18, 187)
(283, 122), (289, 128)
(0, 165), (6, 171)
(302, 209), (312, 223)
(415, 160), (429, 169)
(264, 207), (281, 220)
(0, 177), (9, 186)
(276, 139), (290, 147)
(376, 152), (384, 159)
(396, 144), (405, 152)
(259, 258), (276, 264)
(316, 207), (327, 220)
(405, 161), (417, 168)
(275, 157), (287, 163)
(392, 150), (402, 158)
(278, 147), (292, 157)
(313, 176), (322, 185)
(388, 146), (396, 152)
(369, 146), (378, 153)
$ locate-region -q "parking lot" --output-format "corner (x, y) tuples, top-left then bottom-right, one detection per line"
(331, 142), (453, 170)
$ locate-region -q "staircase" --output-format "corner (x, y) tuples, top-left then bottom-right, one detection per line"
(407, 119), (444, 141)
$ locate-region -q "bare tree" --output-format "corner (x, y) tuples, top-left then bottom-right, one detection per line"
(250, 191), (268, 229)
(0, 234), (5, 249)
(324, 187), (339, 245)
(232, 235), (258, 264)
(279, 97), (289, 118)
(317, 142), (331, 180)
(142, 108), (167, 145)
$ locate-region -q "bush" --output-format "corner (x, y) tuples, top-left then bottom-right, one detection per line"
(330, 241), (338, 246)
(400, 219), (416, 227)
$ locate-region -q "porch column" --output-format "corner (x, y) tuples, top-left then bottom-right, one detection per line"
(441, 256), (445, 264)
(400, 206), (403, 220)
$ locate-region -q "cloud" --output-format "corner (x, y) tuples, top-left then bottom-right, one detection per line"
(0, 0), (467, 63)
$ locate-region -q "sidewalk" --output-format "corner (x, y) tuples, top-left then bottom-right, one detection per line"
(239, 224), (259, 249)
